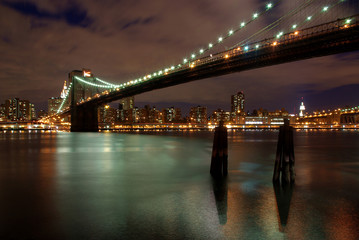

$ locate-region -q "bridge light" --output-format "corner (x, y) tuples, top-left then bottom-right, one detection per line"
(159, 70), (163, 75)
(153, 73), (157, 76)
(255, 44), (259, 49)
(294, 31), (299, 35)
(266, 3), (272, 9)
(224, 54), (229, 59)
(345, 19), (352, 24)
(208, 43), (213, 48)
(272, 41), (278, 46)
(218, 37), (223, 42)
(199, 49), (204, 54)
(292, 24), (297, 29)
(171, 66), (175, 70)
(183, 58), (188, 63)
(240, 22), (245, 27)
(253, 13), (258, 19)
(228, 30), (234, 36)
(244, 46), (249, 51)
(307, 16), (312, 21)
(191, 54), (196, 59)
(322, 6), (329, 12)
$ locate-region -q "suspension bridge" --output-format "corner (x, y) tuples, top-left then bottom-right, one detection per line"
(50, 0), (359, 132)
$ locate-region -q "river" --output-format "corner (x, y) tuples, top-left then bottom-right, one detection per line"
(0, 129), (358, 239)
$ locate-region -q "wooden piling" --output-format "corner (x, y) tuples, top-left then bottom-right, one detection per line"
(210, 121), (228, 178)
(273, 119), (295, 183)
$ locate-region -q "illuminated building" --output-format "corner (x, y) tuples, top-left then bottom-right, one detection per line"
(299, 100), (306, 117)
(162, 107), (181, 123)
(231, 91), (245, 113)
(60, 80), (68, 99)
(99, 105), (117, 126)
(210, 109), (231, 124)
(4, 98), (36, 121)
(48, 97), (62, 116)
(119, 97), (134, 111)
(118, 97), (135, 123)
(0, 104), (5, 121)
(190, 106), (207, 124)
(231, 91), (245, 123)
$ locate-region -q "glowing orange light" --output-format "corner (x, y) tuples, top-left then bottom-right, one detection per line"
(272, 41), (278, 46)
(225, 54), (229, 59)
(294, 31), (299, 35)
(344, 24), (349, 28)
(83, 71), (91, 77)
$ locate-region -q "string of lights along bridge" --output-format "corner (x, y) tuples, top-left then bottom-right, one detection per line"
(56, 0), (359, 115)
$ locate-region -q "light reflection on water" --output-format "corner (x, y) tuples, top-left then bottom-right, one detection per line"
(0, 130), (358, 239)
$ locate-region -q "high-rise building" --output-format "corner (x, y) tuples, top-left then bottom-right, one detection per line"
(118, 97), (135, 123)
(0, 104), (6, 121)
(162, 107), (177, 123)
(189, 106), (207, 124)
(4, 98), (35, 121)
(48, 97), (63, 116)
(99, 105), (117, 125)
(299, 100), (306, 117)
(231, 91), (245, 114)
(149, 106), (161, 123)
(210, 109), (231, 124)
(119, 97), (134, 111)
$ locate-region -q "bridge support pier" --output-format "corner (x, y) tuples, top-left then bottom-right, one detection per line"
(210, 121), (228, 178)
(71, 103), (99, 132)
(273, 119), (295, 184)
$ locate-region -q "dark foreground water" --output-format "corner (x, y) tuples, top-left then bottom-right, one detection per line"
(0, 130), (358, 240)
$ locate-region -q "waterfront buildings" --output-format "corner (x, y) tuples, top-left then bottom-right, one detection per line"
(189, 106), (207, 124)
(48, 97), (62, 116)
(0, 98), (36, 121)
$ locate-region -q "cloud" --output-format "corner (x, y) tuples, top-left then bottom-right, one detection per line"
(0, 0), (358, 114)
(1, 0), (92, 27)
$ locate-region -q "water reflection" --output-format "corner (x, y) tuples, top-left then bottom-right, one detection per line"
(273, 181), (294, 231)
(211, 178), (228, 225)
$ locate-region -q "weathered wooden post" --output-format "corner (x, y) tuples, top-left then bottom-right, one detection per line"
(210, 121), (228, 178)
(273, 119), (295, 183)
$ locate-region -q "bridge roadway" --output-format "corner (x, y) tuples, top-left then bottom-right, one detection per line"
(66, 17), (359, 131)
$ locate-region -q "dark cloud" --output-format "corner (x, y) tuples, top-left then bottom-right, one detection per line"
(0, 0), (358, 114)
(1, 0), (92, 27)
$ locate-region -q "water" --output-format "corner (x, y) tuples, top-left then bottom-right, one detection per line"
(0, 130), (358, 240)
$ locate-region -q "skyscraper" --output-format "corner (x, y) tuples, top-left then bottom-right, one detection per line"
(231, 91), (245, 114)
(4, 98), (35, 121)
(189, 106), (207, 124)
(299, 100), (306, 117)
(48, 97), (63, 116)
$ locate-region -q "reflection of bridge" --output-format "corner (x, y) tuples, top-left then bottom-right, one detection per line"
(52, 1), (359, 132)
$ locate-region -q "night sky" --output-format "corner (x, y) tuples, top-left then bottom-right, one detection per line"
(1, 0), (359, 115)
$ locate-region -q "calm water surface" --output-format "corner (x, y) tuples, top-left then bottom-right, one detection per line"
(0, 130), (358, 239)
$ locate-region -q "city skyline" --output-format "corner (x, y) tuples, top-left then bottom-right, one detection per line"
(1, 1), (359, 114)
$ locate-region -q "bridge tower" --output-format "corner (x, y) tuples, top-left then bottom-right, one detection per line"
(70, 69), (99, 132)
